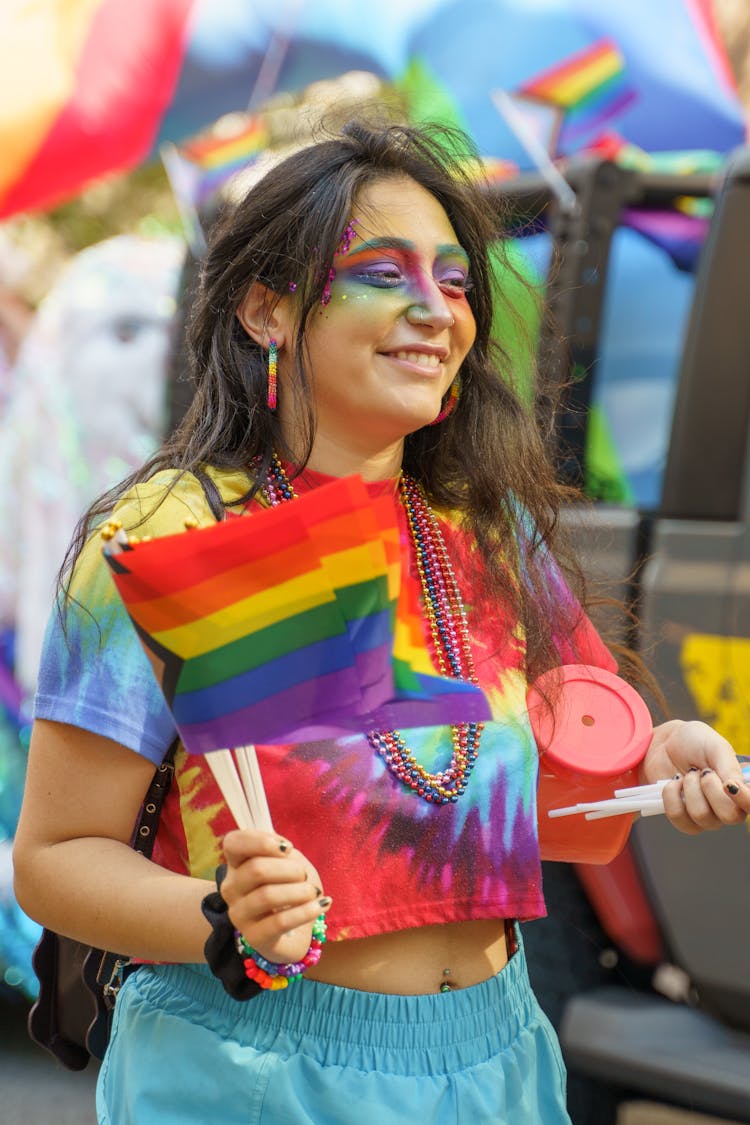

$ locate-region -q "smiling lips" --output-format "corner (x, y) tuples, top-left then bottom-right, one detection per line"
(382, 346), (448, 371)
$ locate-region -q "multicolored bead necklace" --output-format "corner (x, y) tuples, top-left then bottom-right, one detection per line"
(262, 453), (484, 806)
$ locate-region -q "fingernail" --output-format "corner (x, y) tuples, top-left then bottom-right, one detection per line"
(687, 766), (699, 773)
(318, 896), (333, 909)
(700, 768), (713, 778)
(278, 838), (293, 853)
(725, 781), (740, 795)
(673, 773), (682, 781)
(313, 886), (322, 897)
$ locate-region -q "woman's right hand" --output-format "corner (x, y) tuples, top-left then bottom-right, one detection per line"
(220, 829), (331, 964)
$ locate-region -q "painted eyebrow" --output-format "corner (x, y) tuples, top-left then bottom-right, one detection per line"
(343, 237), (416, 257)
(436, 243), (470, 265)
(343, 237), (470, 262)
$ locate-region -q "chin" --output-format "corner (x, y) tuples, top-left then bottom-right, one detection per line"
(390, 409), (441, 438)
(395, 395), (445, 432)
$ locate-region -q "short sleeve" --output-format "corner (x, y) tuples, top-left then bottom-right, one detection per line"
(33, 471), (221, 765)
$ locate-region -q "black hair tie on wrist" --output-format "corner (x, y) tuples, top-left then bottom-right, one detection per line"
(201, 864), (261, 1001)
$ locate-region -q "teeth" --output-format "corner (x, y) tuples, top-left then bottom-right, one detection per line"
(393, 351), (441, 368)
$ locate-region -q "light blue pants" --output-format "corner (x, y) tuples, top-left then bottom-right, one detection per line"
(97, 931), (570, 1124)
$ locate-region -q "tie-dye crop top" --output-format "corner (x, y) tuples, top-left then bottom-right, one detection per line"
(35, 466), (616, 938)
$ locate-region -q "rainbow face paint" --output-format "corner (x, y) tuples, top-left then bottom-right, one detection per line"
(334, 237), (472, 307)
(294, 177), (477, 443)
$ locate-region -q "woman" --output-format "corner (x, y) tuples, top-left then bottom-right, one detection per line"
(13, 122), (749, 1124)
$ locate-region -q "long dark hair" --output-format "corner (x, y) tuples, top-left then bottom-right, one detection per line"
(64, 119), (590, 679)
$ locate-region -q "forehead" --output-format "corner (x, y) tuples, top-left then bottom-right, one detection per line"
(350, 176), (461, 251)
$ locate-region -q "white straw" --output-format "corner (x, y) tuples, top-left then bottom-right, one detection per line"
(613, 779), (669, 800)
(547, 803), (600, 819)
(550, 763), (750, 822)
(585, 798), (665, 820)
(206, 750), (254, 830)
(235, 745), (274, 832)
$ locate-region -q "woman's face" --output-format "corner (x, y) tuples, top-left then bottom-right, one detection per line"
(280, 176), (477, 456)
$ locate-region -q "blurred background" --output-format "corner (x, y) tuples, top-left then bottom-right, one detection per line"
(1, 2), (750, 1122)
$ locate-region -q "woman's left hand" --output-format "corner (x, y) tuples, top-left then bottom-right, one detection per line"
(641, 720), (750, 834)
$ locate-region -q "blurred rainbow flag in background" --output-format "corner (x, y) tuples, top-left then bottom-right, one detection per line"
(165, 115), (270, 209)
(160, 114), (270, 251)
(104, 476), (490, 752)
(516, 38), (637, 150)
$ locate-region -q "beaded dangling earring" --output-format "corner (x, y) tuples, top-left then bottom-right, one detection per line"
(430, 378), (460, 425)
(267, 338), (278, 411)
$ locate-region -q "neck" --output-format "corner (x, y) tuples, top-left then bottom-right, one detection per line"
(284, 426), (404, 482)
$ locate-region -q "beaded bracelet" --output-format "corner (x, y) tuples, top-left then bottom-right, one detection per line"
(234, 913), (328, 990)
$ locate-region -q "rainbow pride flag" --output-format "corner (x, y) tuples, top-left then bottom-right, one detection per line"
(176, 116), (270, 207)
(517, 39), (637, 145)
(104, 476), (490, 753)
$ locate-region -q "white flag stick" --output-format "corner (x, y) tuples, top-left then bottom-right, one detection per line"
(206, 749), (254, 830)
(235, 745), (274, 832)
(491, 88), (578, 214)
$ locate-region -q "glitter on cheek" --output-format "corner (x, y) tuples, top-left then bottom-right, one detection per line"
(320, 267), (336, 307)
(339, 221), (358, 255)
(320, 220), (359, 306)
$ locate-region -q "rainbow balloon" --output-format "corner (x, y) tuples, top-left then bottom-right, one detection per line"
(104, 476), (490, 752)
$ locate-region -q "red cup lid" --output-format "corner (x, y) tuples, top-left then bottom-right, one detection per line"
(527, 664), (652, 778)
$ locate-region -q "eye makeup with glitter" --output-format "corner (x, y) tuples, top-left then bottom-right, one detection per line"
(339, 238), (472, 299)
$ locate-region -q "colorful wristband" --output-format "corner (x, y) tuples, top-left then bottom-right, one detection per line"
(234, 914), (328, 990)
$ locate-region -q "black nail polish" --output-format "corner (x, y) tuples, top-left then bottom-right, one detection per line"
(688, 766), (699, 773)
(700, 768), (713, 778)
(318, 896), (332, 909)
(673, 773), (682, 781)
(313, 886), (322, 897)
(278, 839), (292, 853)
(725, 781), (740, 795)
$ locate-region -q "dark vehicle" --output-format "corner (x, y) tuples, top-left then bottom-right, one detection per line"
(506, 150), (750, 1123)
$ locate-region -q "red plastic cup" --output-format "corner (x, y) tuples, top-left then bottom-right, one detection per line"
(527, 665), (653, 864)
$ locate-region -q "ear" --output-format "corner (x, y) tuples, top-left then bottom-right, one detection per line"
(236, 282), (292, 348)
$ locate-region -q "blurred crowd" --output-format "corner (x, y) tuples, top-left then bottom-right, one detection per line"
(0, 230), (187, 998)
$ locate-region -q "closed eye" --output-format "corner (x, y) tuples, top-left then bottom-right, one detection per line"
(436, 270), (473, 297)
(352, 265), (405, 288)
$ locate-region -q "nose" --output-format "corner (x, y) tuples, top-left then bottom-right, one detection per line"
(405, 280), (455, 330)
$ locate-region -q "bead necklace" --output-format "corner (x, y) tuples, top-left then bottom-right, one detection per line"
(262, 453), (484, 806)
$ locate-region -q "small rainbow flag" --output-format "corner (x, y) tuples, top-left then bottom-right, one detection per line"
(517, 38), (636, 145)
(161, 116), (270, 240)
(104, 476), (490, 753)
(178, 116), (270, 206)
